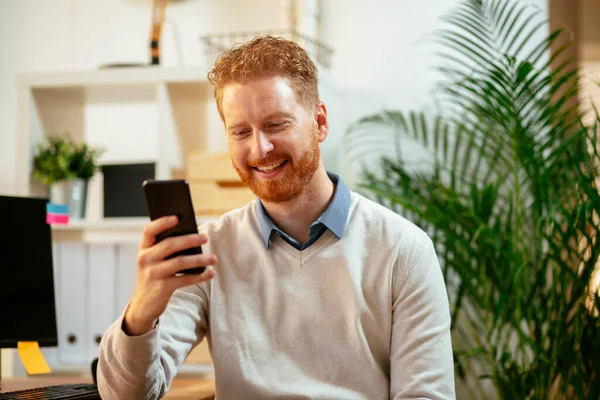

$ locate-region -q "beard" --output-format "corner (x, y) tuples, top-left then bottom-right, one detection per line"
(232, 128), (321, 203)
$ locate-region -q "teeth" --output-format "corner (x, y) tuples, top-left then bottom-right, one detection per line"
(257, 161), (285, 172)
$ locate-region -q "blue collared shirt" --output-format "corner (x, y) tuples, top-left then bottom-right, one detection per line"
(256, 172), (351, 250)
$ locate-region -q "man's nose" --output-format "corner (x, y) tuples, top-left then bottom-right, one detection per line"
(251, 130), (274, 158)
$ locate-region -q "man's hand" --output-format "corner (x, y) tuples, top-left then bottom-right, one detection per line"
(123, 216), (217, 336)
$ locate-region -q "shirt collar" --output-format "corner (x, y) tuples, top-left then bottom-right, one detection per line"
(256, 172), (351, 248)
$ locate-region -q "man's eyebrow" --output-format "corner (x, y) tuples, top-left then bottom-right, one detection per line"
(264, 112), (295, 120)
(227, 122), (247, 132)
(227, 112), (296, 132)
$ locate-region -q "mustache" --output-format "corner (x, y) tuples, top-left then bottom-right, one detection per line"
(248, 153), (289, 167)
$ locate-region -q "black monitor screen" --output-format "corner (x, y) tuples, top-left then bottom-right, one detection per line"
(0, 195), (58, 348)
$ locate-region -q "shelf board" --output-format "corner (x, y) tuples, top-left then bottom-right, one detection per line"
(52, 216), (219, 230)
(50, 215), (220, 243)
(51, 217), (147, 230)
(18, 65), (211, 89)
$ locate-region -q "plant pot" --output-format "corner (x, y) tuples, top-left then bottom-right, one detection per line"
(49, 178), (88, 220)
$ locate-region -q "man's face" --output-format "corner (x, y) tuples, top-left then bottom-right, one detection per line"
(221, 76), (325, 203)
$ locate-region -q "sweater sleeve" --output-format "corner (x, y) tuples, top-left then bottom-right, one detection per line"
(97, 283), (209, 400)
(390, 235), (456, 400)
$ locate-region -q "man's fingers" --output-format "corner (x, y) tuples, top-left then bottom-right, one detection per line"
(139, 216), (179, 249)
(158, 253), (218, 278)
(144, 233), (208, 263)
(169, 266), (216, 291)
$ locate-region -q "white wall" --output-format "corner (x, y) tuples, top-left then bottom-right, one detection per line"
(320, 0), (549, 187)
(0, 0), (21, 195)
(321, 0), (455, 122)
(323, 0), (548, 120)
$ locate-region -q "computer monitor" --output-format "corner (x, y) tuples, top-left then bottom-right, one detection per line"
(0, 195), (58, 348)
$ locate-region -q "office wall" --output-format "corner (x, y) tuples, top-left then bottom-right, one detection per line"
(324, 0), (549, 120)
(321, 0), (549, 187)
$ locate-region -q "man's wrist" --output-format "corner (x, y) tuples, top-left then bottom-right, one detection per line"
(122, 309), (157, 337)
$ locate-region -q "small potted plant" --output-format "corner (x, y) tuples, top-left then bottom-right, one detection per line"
(33, 135), (103, 220)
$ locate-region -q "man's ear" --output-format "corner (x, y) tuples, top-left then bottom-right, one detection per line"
(315, 101), (329, 143)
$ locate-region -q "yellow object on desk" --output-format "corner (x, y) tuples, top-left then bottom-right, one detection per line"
(17, 342), (51, 375)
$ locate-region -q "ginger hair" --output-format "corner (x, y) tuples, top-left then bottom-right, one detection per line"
(207, 36), (320, 120)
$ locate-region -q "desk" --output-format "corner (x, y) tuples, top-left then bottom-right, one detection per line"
(0, 374), (215, 399)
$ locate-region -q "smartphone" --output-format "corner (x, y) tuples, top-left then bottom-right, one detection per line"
(142, 179), (205, 275)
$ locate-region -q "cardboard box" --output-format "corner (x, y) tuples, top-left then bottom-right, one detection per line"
(187, 151), (255, 215)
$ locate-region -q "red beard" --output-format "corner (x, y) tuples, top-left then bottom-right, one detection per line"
(232, 130), (321, 203)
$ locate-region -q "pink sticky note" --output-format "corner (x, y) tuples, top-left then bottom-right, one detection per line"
(46, 213), (69, 225)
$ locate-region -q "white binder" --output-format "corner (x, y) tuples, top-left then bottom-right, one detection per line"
(55, 242), (87, 366)
(116, 244), (138, 317)
(87, 244), (116, 363)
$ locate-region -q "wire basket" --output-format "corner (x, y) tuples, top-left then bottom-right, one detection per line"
(200, 29), (334, 69)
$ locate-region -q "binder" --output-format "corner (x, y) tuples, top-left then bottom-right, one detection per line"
(115, 244), (138, 316)
(55, 242), (87, 365)
(87, 244), (116, 362)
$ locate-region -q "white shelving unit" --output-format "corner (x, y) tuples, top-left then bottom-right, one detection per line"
(16, 64), (226, 222)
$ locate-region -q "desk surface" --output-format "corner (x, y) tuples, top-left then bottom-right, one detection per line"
(0, 374), (215, 399)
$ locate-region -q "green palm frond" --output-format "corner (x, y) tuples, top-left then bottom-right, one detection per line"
(344, 0), (600, 398)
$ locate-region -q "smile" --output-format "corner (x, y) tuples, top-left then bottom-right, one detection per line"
(253, 160), (287, 172)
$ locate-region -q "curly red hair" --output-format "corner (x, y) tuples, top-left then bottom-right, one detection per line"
(207, 36), (320, 120)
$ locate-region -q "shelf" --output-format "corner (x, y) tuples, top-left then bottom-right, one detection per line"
(52, 216), (218, 229)
(17, 65), (211, 88)
(51, 215), (220, 243)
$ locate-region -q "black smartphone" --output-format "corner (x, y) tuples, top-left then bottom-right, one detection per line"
(142, 179), (205, 275)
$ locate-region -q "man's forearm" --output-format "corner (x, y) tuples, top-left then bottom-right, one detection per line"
(97, 312), (167, 400)
(97, 286), (209, 400)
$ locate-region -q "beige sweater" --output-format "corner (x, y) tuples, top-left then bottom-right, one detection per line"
(97, 193), (456, 399)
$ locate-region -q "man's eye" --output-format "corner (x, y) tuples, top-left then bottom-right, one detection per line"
(268, 122), (287, 129)
(234, 129), (250, 136)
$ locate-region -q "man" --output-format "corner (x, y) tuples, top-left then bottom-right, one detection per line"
(97, 36), (455, 399)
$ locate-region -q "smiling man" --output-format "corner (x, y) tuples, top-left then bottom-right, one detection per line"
(97, 36), (456, 400)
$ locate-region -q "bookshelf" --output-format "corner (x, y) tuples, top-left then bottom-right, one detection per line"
(16, 64), (225, 227)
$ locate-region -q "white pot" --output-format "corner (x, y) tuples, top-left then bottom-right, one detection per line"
(49, 178), (89, 220)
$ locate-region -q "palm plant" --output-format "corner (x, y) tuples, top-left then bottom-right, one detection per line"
(345, 0), (600, 398)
